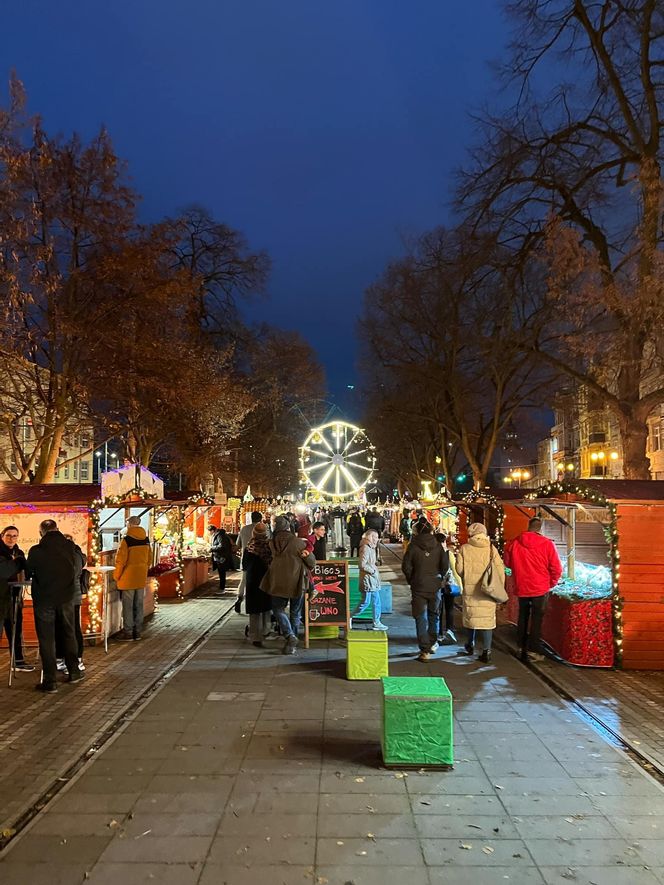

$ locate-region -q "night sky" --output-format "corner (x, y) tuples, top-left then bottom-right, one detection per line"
(6, 1), (510, 413)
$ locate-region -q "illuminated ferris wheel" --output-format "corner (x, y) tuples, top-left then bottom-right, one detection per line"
(300, 421), (376, 498)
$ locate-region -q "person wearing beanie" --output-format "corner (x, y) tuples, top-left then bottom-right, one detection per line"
(243, 523), (273, 647)
(402, 520), (449, 661)
(260, 516), (315, 654)
(456, 522), (505, 664)
(351, 529), (388, 631)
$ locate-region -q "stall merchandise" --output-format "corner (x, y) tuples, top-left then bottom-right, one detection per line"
(520, 480), (664, 670)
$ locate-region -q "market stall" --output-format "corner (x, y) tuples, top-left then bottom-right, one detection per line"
(510, 480), (664, 670)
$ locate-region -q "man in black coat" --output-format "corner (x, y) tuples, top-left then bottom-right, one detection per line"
(402, 519), (450, 662)
(27, 519), (85, 693)
(0, 525), (35, 671)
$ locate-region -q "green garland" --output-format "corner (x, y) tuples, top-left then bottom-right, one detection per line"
(526, 481), (621, 667)
(461, 490), (506, 552)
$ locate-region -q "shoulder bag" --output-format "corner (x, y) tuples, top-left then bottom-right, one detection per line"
(479, 546), (508, 604)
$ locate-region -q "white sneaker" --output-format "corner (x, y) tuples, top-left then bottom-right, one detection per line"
(372, 622), (389, 631)
(529, 652), (546, 663)
(445, 629), (457, 643)
(56, 658), (67, 672)
(78, 659), (86, 672)
(430, 641), (439, 653)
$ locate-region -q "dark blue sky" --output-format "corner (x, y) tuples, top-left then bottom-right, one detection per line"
(6, 1), (510, 411)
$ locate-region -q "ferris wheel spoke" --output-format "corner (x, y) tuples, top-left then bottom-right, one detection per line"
(316, 463), (336, 491)
(341, 429), (361, 455)
(340, 464), (359, 491)
(307, 459), (333, 473)
(345, 460), (373, 472)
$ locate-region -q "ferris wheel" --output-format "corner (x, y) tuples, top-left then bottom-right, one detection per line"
(300, 421), (376, 499)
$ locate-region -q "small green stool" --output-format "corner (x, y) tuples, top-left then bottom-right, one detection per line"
(346, 629), (389, 680)
(381, 676), (454, 767)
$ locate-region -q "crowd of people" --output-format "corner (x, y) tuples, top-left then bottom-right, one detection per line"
(401, 515), (563, 665)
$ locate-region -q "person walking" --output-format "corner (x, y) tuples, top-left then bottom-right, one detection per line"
(351, 529), (388, 631)
(236, 511), (263, 607)
(403, 519), (449, 661)
(260, 516), (315, 654)
(435, 533), (461, 643)
(346, 509), (364, 558)
(0, 525), (35, 672)
(307, 521), (327, 560)
(26, 519), (85, 693)
(504, 516), (562, 662)
(242, 523), (273, 647)
(113, 516), (151, 641)
(55, 534), (88, 673)
(364, 507), (385, 564)
(209, 525), (233, 593)
(456, 522), (505, 664)
(399, 509), (412, 551)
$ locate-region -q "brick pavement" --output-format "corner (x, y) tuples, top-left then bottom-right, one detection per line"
(0, 575), (237, 839)
(497, 625), (664, 776)
(3, 551), (664, 883)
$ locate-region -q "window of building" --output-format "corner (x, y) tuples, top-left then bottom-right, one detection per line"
(63, 464), (69, 479)
(652, 424), (662, 452)
(552, 437), (559, 453)
(81, 461), (89, 480)
(73, 462), (78, 479)
(80, 434), (89, 448)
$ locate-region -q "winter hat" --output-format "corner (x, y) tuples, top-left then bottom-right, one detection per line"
(468, 522), (488, 538)
(273, 516), (290, 533)
(252, 522), (268, 537)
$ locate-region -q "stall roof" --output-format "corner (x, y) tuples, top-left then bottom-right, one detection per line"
(0, 483), (101, 505)
(0, 483), (211, 508)
(526, 479), (664, 503)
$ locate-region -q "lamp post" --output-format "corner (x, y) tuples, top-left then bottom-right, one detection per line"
(95, 450), (102, 481)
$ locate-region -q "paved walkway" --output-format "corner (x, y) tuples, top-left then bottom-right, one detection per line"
(0, 578), (237, 840)
(3, 556), (664, 884)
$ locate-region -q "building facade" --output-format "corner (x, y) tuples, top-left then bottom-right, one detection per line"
(535, 385), (664, 483)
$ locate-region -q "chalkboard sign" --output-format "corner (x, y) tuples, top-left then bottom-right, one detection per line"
(304, 560), (349, 646)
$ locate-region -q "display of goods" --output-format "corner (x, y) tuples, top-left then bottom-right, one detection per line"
(542, 592), (614, 667)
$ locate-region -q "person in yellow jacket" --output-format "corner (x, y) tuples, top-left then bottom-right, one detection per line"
(113, 516), (151, 641)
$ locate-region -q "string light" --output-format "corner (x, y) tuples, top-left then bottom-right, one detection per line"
(461, 489), (505, 552)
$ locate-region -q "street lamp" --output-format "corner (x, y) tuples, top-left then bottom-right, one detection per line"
(95, 450), (102, 480)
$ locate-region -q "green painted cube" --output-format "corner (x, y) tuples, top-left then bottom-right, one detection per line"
(346, 629), (389, 680)
(381, 677), (453, 767)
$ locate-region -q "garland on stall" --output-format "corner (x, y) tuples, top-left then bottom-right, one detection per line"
(525, 480), (622, 667)
(461, 489), (506, 552)
(88, 488), (159, 627)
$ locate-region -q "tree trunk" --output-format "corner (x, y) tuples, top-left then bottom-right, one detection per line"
(618, 415), (651, 479)
(34, 423), (65, 483)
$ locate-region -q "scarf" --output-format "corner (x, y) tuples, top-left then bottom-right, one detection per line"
(247, 535), (272, 565)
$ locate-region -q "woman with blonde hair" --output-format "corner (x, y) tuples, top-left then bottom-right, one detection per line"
(456, 522), (505, 663)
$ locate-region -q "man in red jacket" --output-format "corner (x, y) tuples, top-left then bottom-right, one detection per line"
(504, 517), (562, 663)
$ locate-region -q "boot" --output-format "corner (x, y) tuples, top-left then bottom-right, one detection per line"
(479, 649), (492, 664)
(463, 643), (474, 656)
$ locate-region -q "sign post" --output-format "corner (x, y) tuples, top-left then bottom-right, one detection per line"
(304, 560), (349, 648)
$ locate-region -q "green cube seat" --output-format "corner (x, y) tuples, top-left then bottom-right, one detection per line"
(346, 629), (389, 680)
(381, 676), (454, 767)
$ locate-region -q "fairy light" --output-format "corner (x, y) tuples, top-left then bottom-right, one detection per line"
(461, 489), (505, 552)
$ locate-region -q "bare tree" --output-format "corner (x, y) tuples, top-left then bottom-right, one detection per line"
(460, 0), (664, 477)
(361, 228), (551, 489)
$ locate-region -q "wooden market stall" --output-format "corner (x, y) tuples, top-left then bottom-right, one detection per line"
(507, 480), (664, 670)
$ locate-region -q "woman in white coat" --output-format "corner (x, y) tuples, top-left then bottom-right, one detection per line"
(456, 522), (505, 663)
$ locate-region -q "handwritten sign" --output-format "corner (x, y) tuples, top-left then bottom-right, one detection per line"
(305, 560), (349, 646)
